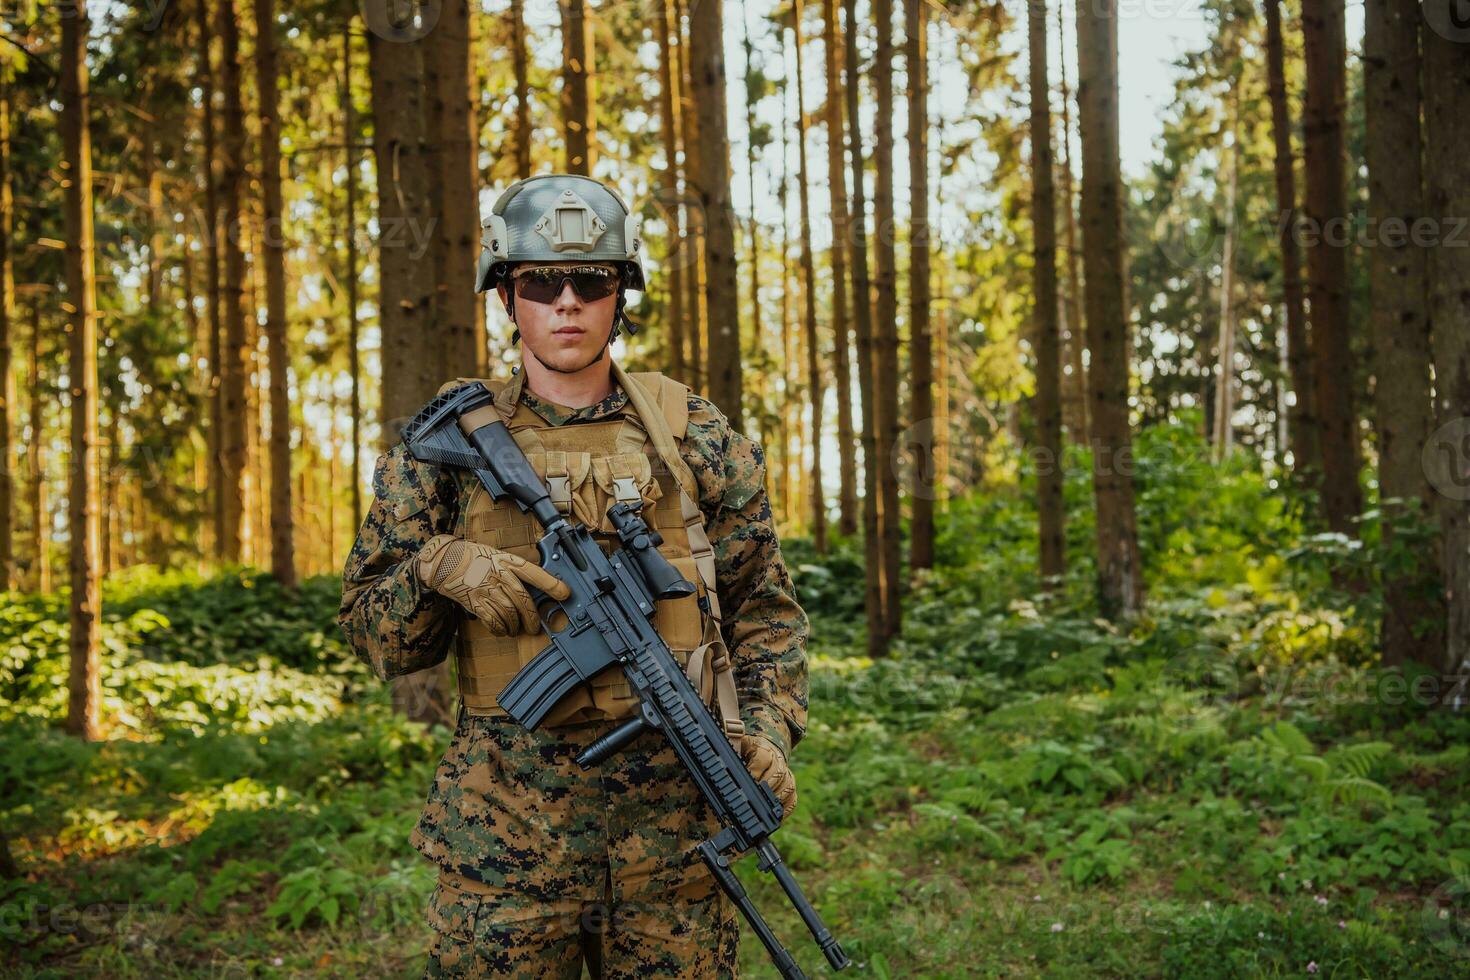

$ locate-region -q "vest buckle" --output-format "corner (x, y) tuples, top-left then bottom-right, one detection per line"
(611, 476), (641, 506)
(547, 474), (572, 513)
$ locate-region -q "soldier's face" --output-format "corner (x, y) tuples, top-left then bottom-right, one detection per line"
(500, 261), (619, 374)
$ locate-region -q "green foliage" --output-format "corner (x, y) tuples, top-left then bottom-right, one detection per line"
(6, 419), (1469, 977)
(266, 867), (369, 929)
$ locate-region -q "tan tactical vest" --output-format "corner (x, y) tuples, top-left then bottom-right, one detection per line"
(443, 363), (744, 740)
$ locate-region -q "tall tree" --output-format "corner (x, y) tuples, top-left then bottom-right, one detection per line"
(657, 0), (686, 383)
(195, 0), (224, 557)
(1264, 0), (1315, 474)
(843, 0), (886, 653)
(1301, 0), (1361, 533)
(61, 0), (102, 740)
(1075, 0), (1143, 618)
(253, 0), (295, 587)
(1211, 87), (1240, 461)
(366, 0), (451, 726)
(873, 0), (902, 638)
(1365, 0), (1440, 667)
(26, 305), (46, 593)
(342, 23), (363, 532)
(425, 0), (482, 374)
(677, 0), (705, 391)
(1422, 1), (1470, 690)
(1028, 0), (1065, 582)
(1057, 2), (1087, 443)
(0, 82), (12, 591)
(907, 0), (934, 571)
(823, 0), (857, 537)
(216, 0), (248, 562)
(560, 0), (594, 173)
(689, 0), (745, 427)
(790, 1), (826, 550)
(510, 0), (532, 179)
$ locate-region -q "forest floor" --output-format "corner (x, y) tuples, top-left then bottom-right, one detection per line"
(4, 422), (1469, 978)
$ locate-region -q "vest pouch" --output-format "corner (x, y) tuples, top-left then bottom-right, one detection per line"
(519, 451), (595, 528)
(588, 452), (662, 533)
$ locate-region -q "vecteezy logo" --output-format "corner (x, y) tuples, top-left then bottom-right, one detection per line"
(1423, 0), (1470, 43)
(1423, 876), (1470, 959)
(1424, 417), (1470, 502)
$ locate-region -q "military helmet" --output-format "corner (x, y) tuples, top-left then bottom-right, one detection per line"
(476, 173), (645, 293)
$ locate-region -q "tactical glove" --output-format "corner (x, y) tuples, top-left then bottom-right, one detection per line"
(740, 733), (797, 820)
(416, 534), (571, 637)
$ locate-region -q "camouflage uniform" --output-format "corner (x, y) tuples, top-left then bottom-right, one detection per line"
(339, 373), (809, 977)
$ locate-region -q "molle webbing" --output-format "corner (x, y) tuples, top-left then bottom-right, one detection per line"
(442, 367), (742, 742)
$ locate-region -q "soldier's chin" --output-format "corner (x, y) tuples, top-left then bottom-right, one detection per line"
(531, 342), (603, 374)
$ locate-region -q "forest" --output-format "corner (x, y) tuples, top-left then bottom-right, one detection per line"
(2, 0), (1468, 976)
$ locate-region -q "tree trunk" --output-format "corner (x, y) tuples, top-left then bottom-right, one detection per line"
(778, 60), (796, 527)
(1365, 0), (1441, 668)
(1211, 106), (1239, 462)
(690, 0), (745, 428)
(244, 236), (265, 565)
(0, 829), (17, 879)
(907, 0), (934, 571)
(821, 0), (857, 538)
(1057, 1), (1087, 444)
(1075, 0), (1143, 618)
(367, 2), (452, 727)
(195, 0), (225, 559)
(843, 0), (886, 654)
(343, 23), (363, 533)
(102, 370), (117, 577)
(1029, 0), (1064, 583)
(27, 304), (46, 593)
(1301, 0), (1362, 534)
(933, 141), (951, 498)
(217, 0), (248, 562)
(61, 0), (102, 740)
(741, 4), (766, 433)
(253, 0), (296, 587)
(426, 0), (482, 376)
(511, 0), (532, 179)
(791, 3), (826, 551)
(0, 82), (12, 592)
(872, 0), (902, 638)
(677, 0), (705, 392)
(1264, 0), (1316, 475)
(560, 0), (594, 174)
(1422, 2), (1470, 693)
(657, 0), (686, 383)
(141, 128), (172, 570)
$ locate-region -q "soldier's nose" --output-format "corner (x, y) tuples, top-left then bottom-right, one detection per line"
(554, 280), (581, 311)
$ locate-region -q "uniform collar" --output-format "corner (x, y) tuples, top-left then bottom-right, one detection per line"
(517, 372), (630, 426)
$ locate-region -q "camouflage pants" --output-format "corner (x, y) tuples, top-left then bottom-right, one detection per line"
(413, 711), (740, 977)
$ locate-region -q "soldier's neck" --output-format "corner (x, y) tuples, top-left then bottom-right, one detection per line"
(519, 354), (615, 409)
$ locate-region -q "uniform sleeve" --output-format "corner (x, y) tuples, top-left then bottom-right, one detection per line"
(338, 443), (462, 681)
(683, 397), (809, 757)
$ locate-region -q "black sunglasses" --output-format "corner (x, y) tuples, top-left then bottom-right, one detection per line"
(510, 265), (621, 305)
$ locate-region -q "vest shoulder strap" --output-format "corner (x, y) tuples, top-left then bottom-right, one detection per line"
(627, 371), (691, 441)
(616, 367), (697, 501)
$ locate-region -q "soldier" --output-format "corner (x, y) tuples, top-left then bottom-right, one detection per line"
(339, 173), (808, 977)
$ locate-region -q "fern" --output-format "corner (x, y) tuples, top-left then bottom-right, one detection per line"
(1250, 723), (1395, 807)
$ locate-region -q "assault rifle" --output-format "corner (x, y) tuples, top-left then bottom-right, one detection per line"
(402, 381), (849, 980)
